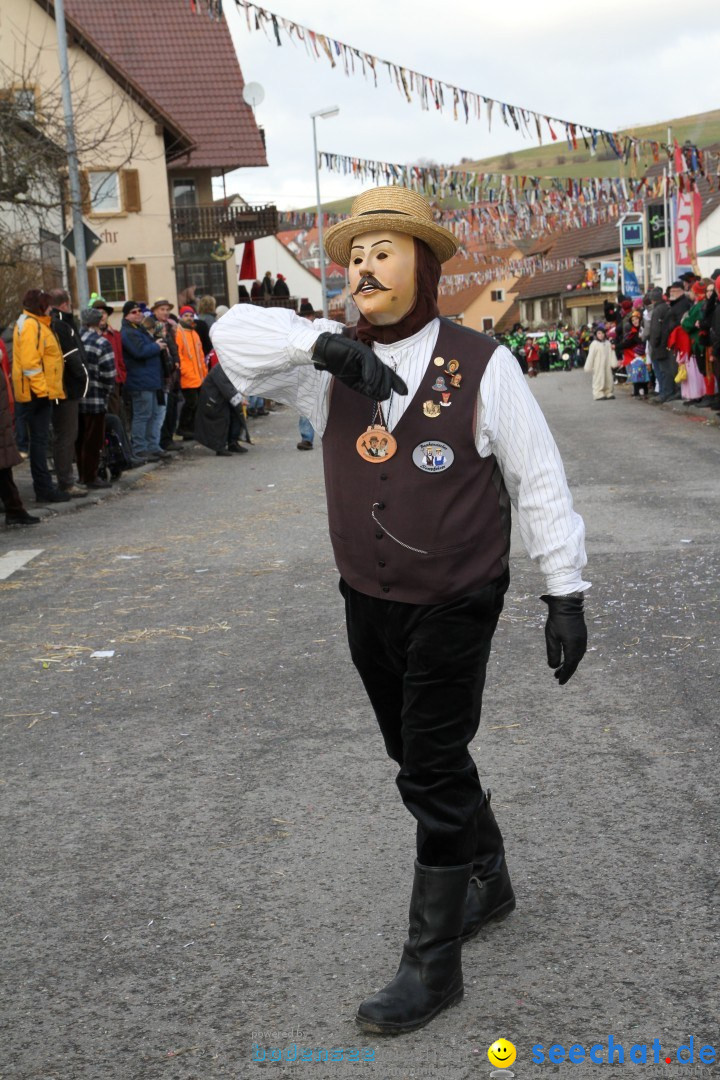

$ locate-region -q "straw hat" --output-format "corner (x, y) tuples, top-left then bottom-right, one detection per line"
(323, 186), (459, 268)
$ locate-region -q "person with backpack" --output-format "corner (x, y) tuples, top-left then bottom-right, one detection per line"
(48, 289), (89, 497)
(12, 289), (71, 503)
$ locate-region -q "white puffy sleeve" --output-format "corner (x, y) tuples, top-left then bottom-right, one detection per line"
(210, 306), (344, 435)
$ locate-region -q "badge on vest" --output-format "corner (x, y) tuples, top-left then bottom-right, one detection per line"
(422, 400), (441, 418)
(412, 441), (454, 473)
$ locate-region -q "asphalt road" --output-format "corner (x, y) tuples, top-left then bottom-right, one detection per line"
(1, 375), (719, 1080)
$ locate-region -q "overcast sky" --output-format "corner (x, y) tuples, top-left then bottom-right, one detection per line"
(218, 0), (720, 210)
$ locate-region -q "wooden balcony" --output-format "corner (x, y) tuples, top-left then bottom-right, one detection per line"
(171, 204), (278, 243)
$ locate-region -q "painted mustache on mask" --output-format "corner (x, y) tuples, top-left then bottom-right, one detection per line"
(354, 274), (391, 297)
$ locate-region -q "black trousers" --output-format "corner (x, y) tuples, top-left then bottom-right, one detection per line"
(178, 387), (199, 436)
(0, 467), (24, 513)
(160, 388), (180, 448)
(75, 412), (106, 484)
(52, 398), (79, 489)
(340, 571), (508, 866)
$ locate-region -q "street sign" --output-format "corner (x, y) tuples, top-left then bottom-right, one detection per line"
(621, 221), (644, 248)
(61, 222), (103, 258)
(647, 204), (666, 249)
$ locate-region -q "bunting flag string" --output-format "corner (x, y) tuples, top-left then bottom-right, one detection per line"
(438, 258), (584, 294)
(188, 0), (224, 18)
(317, 151), (719, 206)
(279, 196), (645, 248)
(233, 0), (717, 168)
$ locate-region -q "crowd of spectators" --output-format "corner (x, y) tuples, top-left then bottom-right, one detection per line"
(4, 271), (718, 529)
(0, 288), (266, 527)
(499, 271), (720, 411)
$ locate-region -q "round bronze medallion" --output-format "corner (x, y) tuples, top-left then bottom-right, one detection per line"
(356, 425), (398, 463)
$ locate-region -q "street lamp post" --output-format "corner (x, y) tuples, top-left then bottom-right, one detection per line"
(311, 106), (339, 319)
(55, 0), (89, 310)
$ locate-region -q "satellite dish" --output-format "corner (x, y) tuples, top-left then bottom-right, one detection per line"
(243, 82), (265, 109)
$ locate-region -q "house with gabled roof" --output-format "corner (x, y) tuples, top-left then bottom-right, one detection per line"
(437, 244), (524, 332)
(1, 0), (275, 314)
(517, 221), (621, 328)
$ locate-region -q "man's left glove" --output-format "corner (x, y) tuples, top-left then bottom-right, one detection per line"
(313, 333), (408, 401)
(540, 594), (587, 685)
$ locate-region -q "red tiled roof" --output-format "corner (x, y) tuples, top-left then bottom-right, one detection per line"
(57, 0), (267, 171)
(495, 298), (521, 333)
(444, 244), (521, 276)
(516, 265), (587, 300)
(528, 220), (620, 260)
(437, 285), (485, 318)
(276, 231), (345, 277)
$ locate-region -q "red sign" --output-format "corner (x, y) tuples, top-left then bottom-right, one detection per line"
(674, 192), (702, 267)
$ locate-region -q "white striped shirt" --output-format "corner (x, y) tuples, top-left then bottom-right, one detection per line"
(211, 307), (590, 596)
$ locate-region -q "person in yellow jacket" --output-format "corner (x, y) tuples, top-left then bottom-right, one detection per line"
(176, 306), (207, 438)
(12, 288), (71, 503)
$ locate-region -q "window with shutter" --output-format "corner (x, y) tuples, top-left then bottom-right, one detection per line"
(121, 169), (141, 213)
(128, 263), (148, 302)
(80, 171), (91, 215)
(97, 266), (127, 302)
(88, 171), (120, 213)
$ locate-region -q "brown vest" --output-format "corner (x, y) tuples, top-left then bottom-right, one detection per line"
(322, 319), (511, 604)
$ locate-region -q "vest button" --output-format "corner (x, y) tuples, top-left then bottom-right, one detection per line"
(380, 474), (388, 481)
(376, 501), (386, 510)
(375, 531), (383, 539)
(382, 585), (390, 593)
(378, 560), (386, 568)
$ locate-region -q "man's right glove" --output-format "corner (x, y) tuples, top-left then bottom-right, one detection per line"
(540, 594), (588, 685)
(313, 333), (408, 401)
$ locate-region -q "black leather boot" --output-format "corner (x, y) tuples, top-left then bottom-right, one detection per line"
(356, 860), (472, 1035)
(462, 791), (515, 942)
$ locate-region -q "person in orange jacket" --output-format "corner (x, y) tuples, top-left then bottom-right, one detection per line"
(176, 306), (207, 438)
(11, 289), (71, 503)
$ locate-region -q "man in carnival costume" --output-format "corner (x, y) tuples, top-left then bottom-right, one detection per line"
(211, 186), (589, 1035)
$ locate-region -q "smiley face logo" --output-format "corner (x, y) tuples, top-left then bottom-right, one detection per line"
(487, 1039), (516, 1068)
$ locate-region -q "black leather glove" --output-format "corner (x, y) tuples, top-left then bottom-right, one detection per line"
(313, 333), (408, 401)
(540, 594), (587, 685)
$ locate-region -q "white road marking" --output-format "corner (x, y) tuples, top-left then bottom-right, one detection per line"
(0, 549), (44, 581)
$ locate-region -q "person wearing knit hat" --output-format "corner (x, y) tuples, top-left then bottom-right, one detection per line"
(121, 299), (172, 460)
(273, 273), (290, 298)
(77, 307), (118, 488)
(211, 185), (589, 1036)
(80, 307), (104, 328)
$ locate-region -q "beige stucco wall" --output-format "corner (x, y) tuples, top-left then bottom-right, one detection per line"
(0, 0), (176, 322)
(461, 273), (520, 332)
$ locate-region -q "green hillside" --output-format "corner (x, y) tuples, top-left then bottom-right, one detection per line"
(297, 109), (720, 215)
(460, 108), (720, 179)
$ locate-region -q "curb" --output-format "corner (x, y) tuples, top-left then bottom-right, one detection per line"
(3, 457), (167, 529)
(617, 385), (720, 427)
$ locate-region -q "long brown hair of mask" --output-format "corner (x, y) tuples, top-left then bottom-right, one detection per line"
(355, 238), (442, 346)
